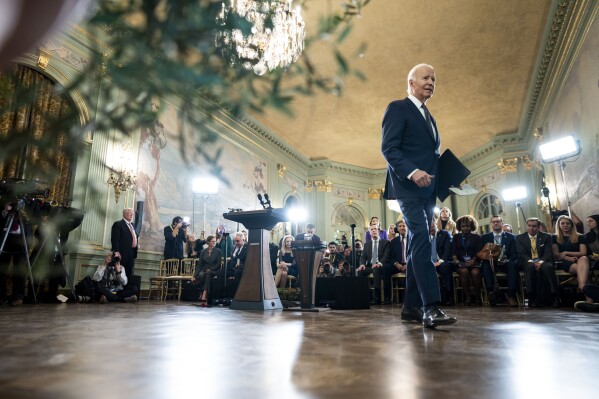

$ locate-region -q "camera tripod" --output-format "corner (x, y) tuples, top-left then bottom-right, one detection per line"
(0, 201), (37, 303)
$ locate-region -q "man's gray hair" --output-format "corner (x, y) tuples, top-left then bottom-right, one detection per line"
(406, 63), (434, 95)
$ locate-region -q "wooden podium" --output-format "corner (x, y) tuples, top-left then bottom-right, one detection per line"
(223, 208), (287, 311)
(292, 240), (327, 309)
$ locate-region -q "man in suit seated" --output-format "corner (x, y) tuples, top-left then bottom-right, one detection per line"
(326, 241), (345, 269)
(357, 225), (391, 304)
(224, 232), (248, 281)
(295, 223), (321, 242)
(390, 220), (408, 274)
(430, 219), (453, 305)
(516, 217), (559, 307)
(481, 215), (519, 306)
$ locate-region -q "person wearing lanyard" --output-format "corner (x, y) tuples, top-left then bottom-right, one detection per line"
(452, 215), (483, 305)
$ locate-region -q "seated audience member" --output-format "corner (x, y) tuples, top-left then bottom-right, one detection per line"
(93, 252), (138, 303)
(390, 220), (408, 273)
(215, 225), (233, 258)
(516, 217), (559, 307)
(584, 215), (599, 270)
(553, 215), (590, 296)
(187, 231), (206, 258)
(326, 241), (345, 268)
(347, 240), (364, 271)
(574, 284), (599, 312)
(357, 225), (391, 305)
(275, 235), (297, 288)
(337, 260), (351, 277)
(539, 222), (548, 233)
(317, 259), (339, 278)
(452, 215), (483, 305)
(225, 232), (248, 281)
(502, 224), (513, 234)
(436, 207), (457, 236)
(480, 215), (519, 306)
(387, 224), (397, 240)
(295, 223), (321, 241)
(430, 219), (454, 305)
(364, 216), (388, 241)
(192, 235), (222, 307)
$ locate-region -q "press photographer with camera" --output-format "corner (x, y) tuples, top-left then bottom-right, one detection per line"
(92, 252), (138, 303)
(317, 259), (339, 278)
(164, 216), (188, 260)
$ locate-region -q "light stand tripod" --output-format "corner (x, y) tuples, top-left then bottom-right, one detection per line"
(349, 223), (357, 276)
(515, 202), (527, 234)
(0, 200), (36, 303)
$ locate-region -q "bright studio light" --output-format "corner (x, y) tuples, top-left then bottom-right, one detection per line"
(503, 186), (527, 202)
(192, 177), (219, 195)
(539, 135), (580, 163)
(287, 206), (307, 222)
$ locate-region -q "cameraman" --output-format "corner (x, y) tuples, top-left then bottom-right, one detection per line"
(92, 252), (138, 303)
(164, 216), (188, 260)
(317, 260), (339, 278)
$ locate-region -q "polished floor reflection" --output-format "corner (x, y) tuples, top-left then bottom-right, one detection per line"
(0, 302), (597, 399)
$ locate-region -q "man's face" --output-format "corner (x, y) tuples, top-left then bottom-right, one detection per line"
(233, 235), (244, 248)
(306, 227), (315, 235)
(355, 242), (362, 252)
(397, 222), (407, 236)
(527, 221), (539, 236)
(502, 225), (512, 233)
(328, 244), (337, 253)
(123, 209), (134, 222)
(410, 65), (436, 103)
(369, 225), (379, 239)
(491, 217), (503, 233)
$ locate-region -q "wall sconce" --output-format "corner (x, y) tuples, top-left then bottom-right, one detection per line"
(533, 127), (544, 140)
(304, 180), (313, 192)
(38, 47), (51, 70)
(305, 179), (332, 192)
(497, 158), (518, 174)
(277, 164), (287, 177)
(107, 170), (136, 203)
(107, 142), (137, 203)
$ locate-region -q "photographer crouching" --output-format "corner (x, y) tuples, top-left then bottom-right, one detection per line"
(92, 252), (138, 304)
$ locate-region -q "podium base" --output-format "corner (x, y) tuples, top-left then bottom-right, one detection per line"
(230, 298), (283, 311)
(283, 306), (331, 312)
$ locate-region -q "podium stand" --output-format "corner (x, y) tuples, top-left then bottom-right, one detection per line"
(291, 240), (327, 309)
(223, 208), (287, 310)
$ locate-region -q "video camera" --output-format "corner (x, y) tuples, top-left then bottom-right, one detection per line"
(108, 253), (121, 268)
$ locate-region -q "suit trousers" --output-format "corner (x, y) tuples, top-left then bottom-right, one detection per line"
(524, 262), (557, 296)
(481, 260), (519, 297)
(396, 195), (441, 308)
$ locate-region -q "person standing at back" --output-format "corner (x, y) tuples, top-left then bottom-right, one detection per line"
(381, 63), (456, 328)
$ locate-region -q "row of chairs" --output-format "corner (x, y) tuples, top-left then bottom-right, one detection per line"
(148, 258), (198, 302)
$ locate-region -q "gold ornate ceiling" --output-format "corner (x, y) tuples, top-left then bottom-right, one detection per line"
(251, 0), (552, 169)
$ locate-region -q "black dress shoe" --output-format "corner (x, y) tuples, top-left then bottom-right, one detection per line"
(382, 298), (393, 305)
(401, 306), (423, 322)
(370, 299), (381, 305)
(422, 306), (457, 328)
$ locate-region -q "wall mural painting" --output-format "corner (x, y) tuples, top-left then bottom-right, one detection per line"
(136, 104), (268, 253)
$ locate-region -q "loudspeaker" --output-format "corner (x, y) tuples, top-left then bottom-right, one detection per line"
(133, 201), (144, 235)
(315, 277), (370, 310)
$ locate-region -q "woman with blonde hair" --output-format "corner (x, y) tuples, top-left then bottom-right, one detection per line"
(553, 215), (590, 293)
(436, 207), (457, 236)
(275, 235), (297, 288)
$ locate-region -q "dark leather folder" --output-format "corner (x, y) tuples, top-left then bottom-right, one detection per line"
(436, 149), (471, 201)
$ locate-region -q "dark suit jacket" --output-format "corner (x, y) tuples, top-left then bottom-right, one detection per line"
(226, 244), (248, 274)
(481, 231), (517, 263)
(390, 235), (408, 265)
(516, 231), (553, 267)
(195, 247), (222, 277)
(360, 239), (391, 267)
(381, 97), (440, 200)
(110, 219), (138, 264)
(435, 230), (452, 262)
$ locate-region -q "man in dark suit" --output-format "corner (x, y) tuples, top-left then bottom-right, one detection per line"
(390, 220), (408, 274)
(294, 223), (321, 242)
(110, 208), (138, 279)
(481, 215), (519, 306)
(515, 217), (558, 307)
(225, 232), (248, 281)
(381, 63), (456, 328)
(430, 219), (454, 305)
(357, 225), (391, 304)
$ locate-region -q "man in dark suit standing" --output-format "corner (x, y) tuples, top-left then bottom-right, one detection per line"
(294, 223), (321, 242)
(357, 225), (391, 304)
(481, 215), (519, 306)
(430, 219), (454, 305)
(382, 63), (456, 328)
(111, 208), (138, 279)
(516, 217), (559, 307)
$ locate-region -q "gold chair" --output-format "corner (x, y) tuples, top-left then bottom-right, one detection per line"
(161, 258), (180, 300)
(147, 259), (166, 300)
(391, 272), (406, 303)
(166, 258), (197, 302)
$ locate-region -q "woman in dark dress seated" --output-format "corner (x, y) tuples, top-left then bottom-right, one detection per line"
(585, 215), (599, 270)
(192, 235), (222, 307)
(436, 206), (457, 236)
(552, 215), (590, 294)
(452, 215), (483, 305)
(275, 235), (297, 288)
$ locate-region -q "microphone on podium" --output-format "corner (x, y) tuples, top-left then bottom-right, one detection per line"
(257, 194), (266, 209)
(263, 193), (272, 209)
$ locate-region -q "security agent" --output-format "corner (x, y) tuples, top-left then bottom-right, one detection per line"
(92, 252), (138, 303)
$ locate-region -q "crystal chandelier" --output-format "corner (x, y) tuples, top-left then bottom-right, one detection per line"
(216, 0), (306, 75)
(107, 170), (136, 203)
